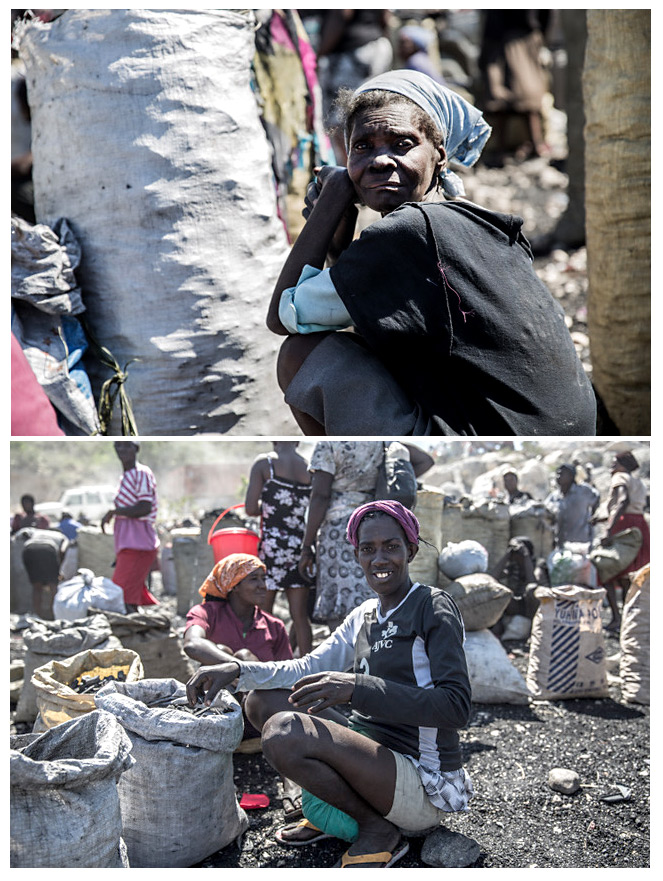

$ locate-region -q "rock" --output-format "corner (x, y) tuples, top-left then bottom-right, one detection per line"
(548, 768), (581, 795)
(421, 826), (481, 868)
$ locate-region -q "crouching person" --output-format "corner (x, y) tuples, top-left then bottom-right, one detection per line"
(187, 500), (473, 868)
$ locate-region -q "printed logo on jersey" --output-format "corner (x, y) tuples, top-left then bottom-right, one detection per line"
(372, 621), (398, 653)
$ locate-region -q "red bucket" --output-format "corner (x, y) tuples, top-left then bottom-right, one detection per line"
(207, 504), (260, 563)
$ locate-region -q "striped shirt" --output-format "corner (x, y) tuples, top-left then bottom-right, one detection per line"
(113, 463), (158, 552)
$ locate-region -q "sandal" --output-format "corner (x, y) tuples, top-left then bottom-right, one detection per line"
(275, 818), (334, 847)
(282, 790), (303, 821)
(335, 839), (409, 868)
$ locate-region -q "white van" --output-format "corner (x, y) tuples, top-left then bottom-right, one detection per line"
(35, 485), (117, 525)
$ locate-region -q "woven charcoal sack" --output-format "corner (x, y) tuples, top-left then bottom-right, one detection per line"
(463, 629), (530, 704)
(620, 564), (650, 704)
(408, 488), (444, 587)
(10, 709), (133, 867)
(32, 647), (143, 732)
(15, 613), (121, 723)
(445, 573), (513, 632)
(96, 608), (196, 682)
(527, 585), (609, 700)
(589, 527), (643, 584)
(441, 499), (510, 571)
(15, 9), (294, 435)
(95, 678), (248, 867)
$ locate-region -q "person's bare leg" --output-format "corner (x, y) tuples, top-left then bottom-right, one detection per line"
(285, 587), (313, 656)
(263, 710), (402, 863)
(604, 580), (621, 630)
(245, 689), (349, 837)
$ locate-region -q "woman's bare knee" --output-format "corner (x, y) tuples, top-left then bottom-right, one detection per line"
(276, 333), (330, 392)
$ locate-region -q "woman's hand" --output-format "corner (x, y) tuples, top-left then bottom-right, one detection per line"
(101, 509), (114, 533)
(302, 165), (357, 221)
(186, 661), (241, 707)
(298, 546), (316, 581)
(289, 671), (356, 714)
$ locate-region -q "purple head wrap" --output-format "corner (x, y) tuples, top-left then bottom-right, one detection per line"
(346, 500), (420, 548)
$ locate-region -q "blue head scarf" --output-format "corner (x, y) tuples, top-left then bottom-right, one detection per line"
(352, 69), (491, 198)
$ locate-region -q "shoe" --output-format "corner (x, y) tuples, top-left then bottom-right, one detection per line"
(275, 818), (334, 847)
(335, 839), (409, 868)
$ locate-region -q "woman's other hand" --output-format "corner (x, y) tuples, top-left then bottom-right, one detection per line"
(298, 546), (316, 581)
(186, 661), (241, 706)
(289, 671), (356, 713)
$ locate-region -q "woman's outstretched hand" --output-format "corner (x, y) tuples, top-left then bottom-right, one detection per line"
(289, 671), (356, 714)
(186, 661), (240, 706)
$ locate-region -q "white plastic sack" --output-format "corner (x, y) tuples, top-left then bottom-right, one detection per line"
(95, 678), (248, 867)
(16, 9), (296, 435)
(548, 545), (597, 587)
(439, 540), (489, 579)
(463, 630), (530, 704)
(53, 568), (126, 621)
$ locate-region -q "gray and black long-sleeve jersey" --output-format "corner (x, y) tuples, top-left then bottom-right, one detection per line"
(234, 582), (472, 806)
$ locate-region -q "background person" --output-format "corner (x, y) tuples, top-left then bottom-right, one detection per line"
(101, 441), (159, 614)
(183, 553), (302, 818)
(298, 440), (384, 633)
(19, 526), (68, 619)
(187, 500), (473, 869)
(599, 451), (650, 632)
(502, 468), (532, 504)
(244, 442), (313, 655)
(11, 493), (50, 533)
(545, 463), (600, 548)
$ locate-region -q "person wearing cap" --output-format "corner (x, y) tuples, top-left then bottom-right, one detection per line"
(266, 69), (596, 436)
(599, 451), (650, 631)
(544, 463), (600, 548)
(186, 500), (472, 869)
(101, 441), (159, 614)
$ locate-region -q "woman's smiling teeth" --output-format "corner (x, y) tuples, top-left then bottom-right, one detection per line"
(374, 571), (393, 580)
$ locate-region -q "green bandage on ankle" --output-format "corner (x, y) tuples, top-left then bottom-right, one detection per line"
(301, 789), (359, 842)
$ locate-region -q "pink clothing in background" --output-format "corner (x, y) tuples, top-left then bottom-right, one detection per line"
(11, 333), (64, 436)
(113, 463), (159, 552)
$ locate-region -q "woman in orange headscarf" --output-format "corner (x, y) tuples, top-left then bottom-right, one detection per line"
(183, 554), (302, 818)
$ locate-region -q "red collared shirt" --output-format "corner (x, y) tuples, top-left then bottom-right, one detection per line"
(185, 598), (293, 662)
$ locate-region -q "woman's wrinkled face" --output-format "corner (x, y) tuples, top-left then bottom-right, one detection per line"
(347, 103), (444, 215)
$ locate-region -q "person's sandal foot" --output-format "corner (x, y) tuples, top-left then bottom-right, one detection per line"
(282, 790), (303, 821)
(275, 818), (333, 846)
(335, 839), (409, 868)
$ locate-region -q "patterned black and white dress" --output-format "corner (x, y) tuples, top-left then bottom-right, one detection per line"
(309, 441), (384, 623)
(258, 456), (311, 591)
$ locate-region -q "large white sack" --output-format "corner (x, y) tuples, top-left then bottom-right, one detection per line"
(53, 569), (126, 621)
(17, 9), (296, 435)
(463, 629), (530, 704)
(439, 540), (489, 579)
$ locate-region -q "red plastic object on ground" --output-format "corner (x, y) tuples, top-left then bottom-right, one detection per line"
(239, 793), (270, 809)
